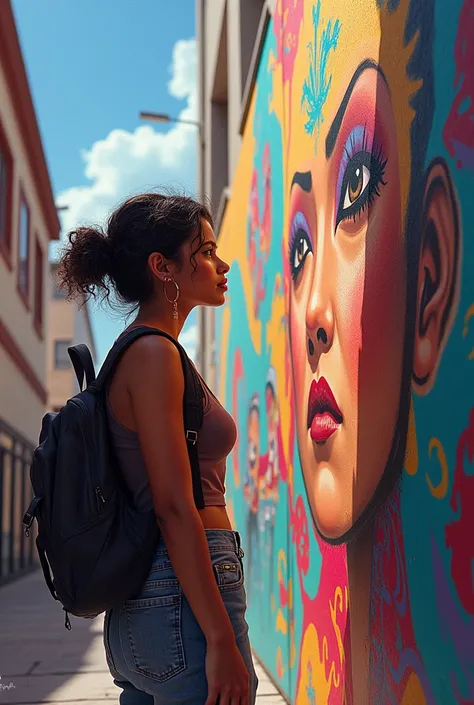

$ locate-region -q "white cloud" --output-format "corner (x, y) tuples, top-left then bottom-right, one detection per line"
(53, 37), (198, 250)
(52, 37), (200, 364)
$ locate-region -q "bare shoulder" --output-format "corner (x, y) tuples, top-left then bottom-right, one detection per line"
(123, 334), (183, 388)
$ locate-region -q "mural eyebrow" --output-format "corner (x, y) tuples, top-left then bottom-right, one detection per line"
(291, 171), (312, 193)
(325, 59), (389, 160)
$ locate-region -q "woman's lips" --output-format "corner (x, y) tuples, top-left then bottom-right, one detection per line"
(307, 377), (343, 444)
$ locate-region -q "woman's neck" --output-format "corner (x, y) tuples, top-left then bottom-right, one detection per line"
(132, 301), (191, 339)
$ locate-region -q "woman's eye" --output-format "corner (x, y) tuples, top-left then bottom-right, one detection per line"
(343, 163), (370, 209)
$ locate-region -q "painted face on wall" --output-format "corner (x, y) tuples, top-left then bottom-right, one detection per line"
(286, 0), (460, 542)
(247, 396), (260, 483)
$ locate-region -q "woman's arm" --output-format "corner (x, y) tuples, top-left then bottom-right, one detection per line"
(126, 335), (237, 646)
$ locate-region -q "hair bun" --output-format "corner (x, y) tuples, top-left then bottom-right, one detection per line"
(58, 226), (113, 301)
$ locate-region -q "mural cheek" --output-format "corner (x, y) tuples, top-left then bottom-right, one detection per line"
(354, 195), (405, 516)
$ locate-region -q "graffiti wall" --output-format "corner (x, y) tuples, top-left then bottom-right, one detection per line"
(213, 0), (474, 702)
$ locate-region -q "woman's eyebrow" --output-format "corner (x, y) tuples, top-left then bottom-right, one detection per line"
(290, 171), (312, 193)
(325, 59), (388, 159)
(200, 240), (217, 249)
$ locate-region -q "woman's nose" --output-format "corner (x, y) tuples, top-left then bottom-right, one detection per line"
(218, 257), (230, 274)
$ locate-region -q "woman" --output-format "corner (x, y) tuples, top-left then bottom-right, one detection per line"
(58, 193), (258, 705)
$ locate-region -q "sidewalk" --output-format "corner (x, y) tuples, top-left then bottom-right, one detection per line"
(0, 570), (285, 704)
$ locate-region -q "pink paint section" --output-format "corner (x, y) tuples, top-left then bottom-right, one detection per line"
(446, 408), (474, 615)
(443, 0), (474, 172)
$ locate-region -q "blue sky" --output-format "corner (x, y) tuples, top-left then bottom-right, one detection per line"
(12, 0), (198, 365)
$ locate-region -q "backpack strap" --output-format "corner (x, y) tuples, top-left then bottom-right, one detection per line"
(68, 344), (96, 392)
(92, 326), (205, 509)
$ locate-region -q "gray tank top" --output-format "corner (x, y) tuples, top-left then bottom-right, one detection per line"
(106, 379), (237, 511)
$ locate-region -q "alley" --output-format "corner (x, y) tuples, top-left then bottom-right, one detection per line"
(0, 570), (285, 704)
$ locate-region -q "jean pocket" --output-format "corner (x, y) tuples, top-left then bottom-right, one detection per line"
(124, 588), (185, 682)
(214, 561), (244, 592)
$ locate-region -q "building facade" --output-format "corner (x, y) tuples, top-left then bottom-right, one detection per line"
(196, 0), (269, 379)
(47, 263), (97, 412)
(0, 1), (60, 583)
(197, 0), (474, 703)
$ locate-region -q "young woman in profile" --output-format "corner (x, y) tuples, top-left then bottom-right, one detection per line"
(58, 193), (258, 705)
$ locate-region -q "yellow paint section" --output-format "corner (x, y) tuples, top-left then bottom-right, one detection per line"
(329, 586), (347, 673)
(276, 608), (288, 635)
(401, 673), (427, 705)
(426, 437), (449, 499)
(296, 624), (331, 705)
(217, 92), (262, 357)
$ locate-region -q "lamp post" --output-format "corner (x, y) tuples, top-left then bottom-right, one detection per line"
(139, 110), (207, 374)
(139, 111), (201, 130)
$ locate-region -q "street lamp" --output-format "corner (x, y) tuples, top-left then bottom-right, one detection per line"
(139, 111), (201, 130)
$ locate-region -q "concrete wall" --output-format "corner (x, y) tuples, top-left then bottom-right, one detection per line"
(0, 59), (51, 444)
(211, 1), (474, 702)
(47, 266), (97, 409)
(198, 0), (266, 377)
(72, 302), (96, 395)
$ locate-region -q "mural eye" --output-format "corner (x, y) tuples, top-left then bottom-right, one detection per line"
(343, 163), (370, 208)
(289, 211), (313, 281)
(337, 151), (386, 226)
(293, 232), (310, 270)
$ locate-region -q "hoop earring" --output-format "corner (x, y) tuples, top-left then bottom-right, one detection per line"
(164, 277), (179, 320)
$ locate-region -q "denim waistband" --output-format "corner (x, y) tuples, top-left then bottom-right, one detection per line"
(154, 529), (243, 557)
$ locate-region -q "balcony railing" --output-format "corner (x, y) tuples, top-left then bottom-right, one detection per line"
(0, 418), (37, 585)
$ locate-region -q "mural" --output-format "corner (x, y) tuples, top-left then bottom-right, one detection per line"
(213, 0), (474, 702)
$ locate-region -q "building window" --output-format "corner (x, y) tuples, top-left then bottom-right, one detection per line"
(0, 121), (13, 266)
(54, 340), (72, 369)
(34, 238), (44, 336)
(53, 271), (66, 299)
(17, 193), (30, 304)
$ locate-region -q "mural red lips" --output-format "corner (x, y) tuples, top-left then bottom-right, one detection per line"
(307, 377), (343, 443)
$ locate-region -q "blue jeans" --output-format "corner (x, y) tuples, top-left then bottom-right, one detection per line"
(103, 529), (259, 704)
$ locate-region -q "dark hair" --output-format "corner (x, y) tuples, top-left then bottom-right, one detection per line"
(58, 193), (213, 311)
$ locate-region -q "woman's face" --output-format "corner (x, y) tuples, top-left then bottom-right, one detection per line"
(288, 65), (406, 541)
(175, 218), (230, 309)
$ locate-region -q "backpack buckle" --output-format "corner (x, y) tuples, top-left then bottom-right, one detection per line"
(22, 496), (43, 536)
(186, 430), (198, 445)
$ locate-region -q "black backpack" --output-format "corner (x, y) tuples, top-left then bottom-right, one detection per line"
(22, 325), (204, 629)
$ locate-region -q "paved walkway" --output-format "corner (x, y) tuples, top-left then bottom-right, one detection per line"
(0, 570), (285, 704)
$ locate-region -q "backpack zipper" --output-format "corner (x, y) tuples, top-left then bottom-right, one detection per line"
(71, 397), (106, 512)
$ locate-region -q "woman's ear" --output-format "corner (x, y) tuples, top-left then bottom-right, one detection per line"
(148, 252), (174, 282)
(412, 157), (461, 396)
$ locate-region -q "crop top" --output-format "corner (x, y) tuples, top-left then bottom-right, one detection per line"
(106, 375), (237, 510)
